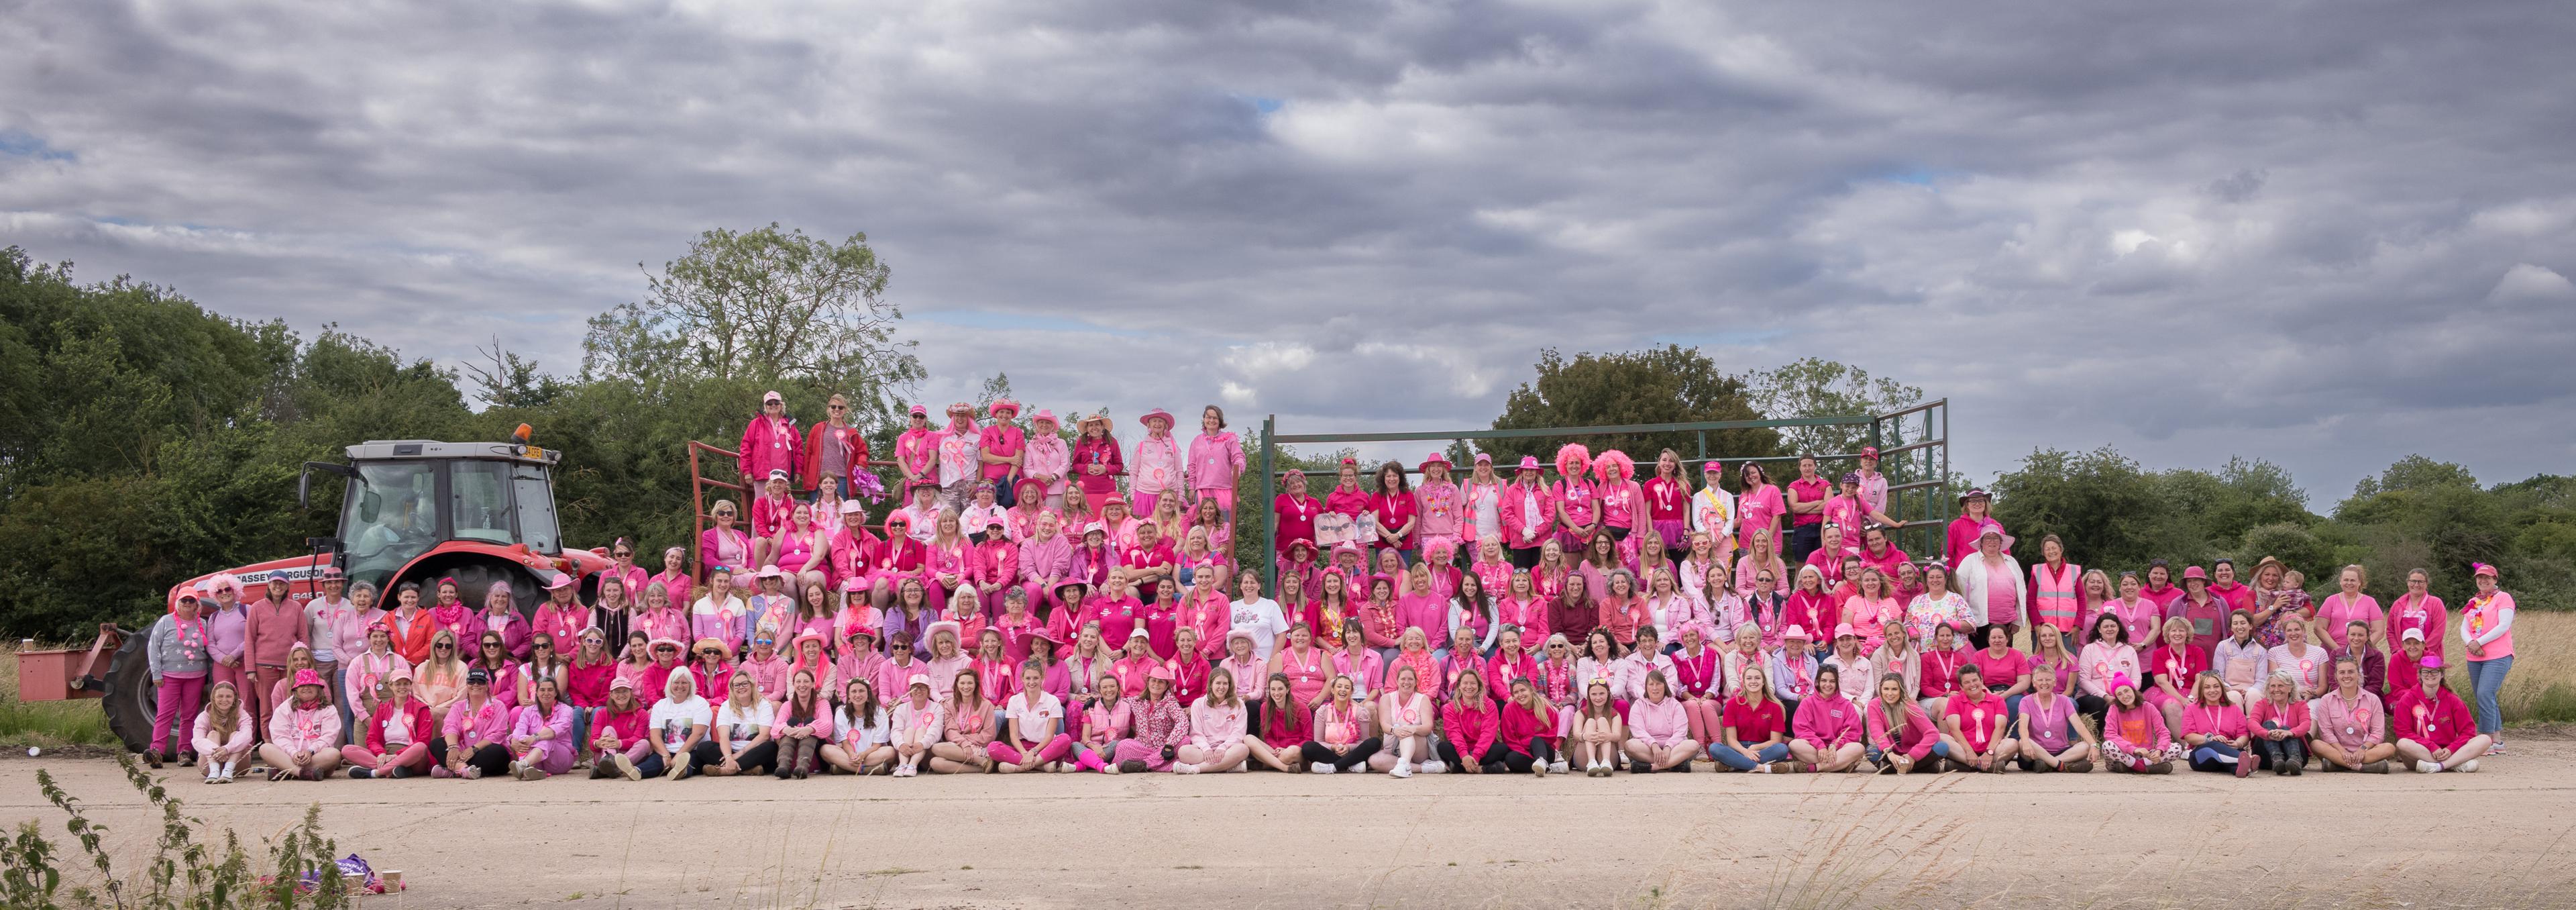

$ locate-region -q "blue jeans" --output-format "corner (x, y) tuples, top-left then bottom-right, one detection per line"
(2467, 655), (2512, 735)
(329, 664), (356, 737)
(568, 706), (594, 763)
(2188, 742), (2243, 772)
(1712, 742), (1789, 770)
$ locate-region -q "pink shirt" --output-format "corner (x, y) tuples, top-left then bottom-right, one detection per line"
(1184, 432), (1243, 493)
(1625, 695), (1689, 746)
(2314, 593), (2382, 650)
(1790, 694), (1861, 748)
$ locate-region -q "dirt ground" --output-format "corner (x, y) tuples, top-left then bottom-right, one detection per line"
(5, 746), (2572, 910)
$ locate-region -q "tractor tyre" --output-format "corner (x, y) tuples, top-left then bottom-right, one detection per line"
(101, 631), (159, 754)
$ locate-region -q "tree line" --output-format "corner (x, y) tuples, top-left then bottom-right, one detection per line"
(2, 237), (2561, 642)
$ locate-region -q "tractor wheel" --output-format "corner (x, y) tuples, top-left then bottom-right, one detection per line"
(439, 560), (545, 617)
(102, 631), (158, 754)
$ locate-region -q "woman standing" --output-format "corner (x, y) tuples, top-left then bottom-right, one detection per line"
(1688, 462), (1737, 565)
(1369, 461), (1420, 563)
(2385, 568), (2447, 670)
(2314, 565), (2383, 652)
(1942, 489), (1998, 570)
(1181, 405), (1244, 517)
(2460, 562), (2516, 754)
(2025, 538), (2086, 640)
(1551, 445), (1599, 554)
(1904, 564), (1974, 651)
(1642, 450), (1693, 563)
(1070, 413), (1124, 502)
(1733, 462), (1784, 558)
(1952, 524), (2024, 646)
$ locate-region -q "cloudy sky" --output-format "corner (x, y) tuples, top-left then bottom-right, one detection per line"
(7, 0), (2572, 505)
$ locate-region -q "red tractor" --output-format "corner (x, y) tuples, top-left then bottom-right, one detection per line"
(64, 427), (615, 753)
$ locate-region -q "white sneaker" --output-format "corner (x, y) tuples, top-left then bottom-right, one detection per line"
(1312, 764), (1337, 774)
(2416, 760), (2442, 774)
(1417, 760), (1447, 774)
(1548, 760), (1569, 774)
(2459, 759), (2479, 774)
(1751, 763), (1772, 774)
(1390, 764), (1412, 778)
(1173, 762), (1199, 774)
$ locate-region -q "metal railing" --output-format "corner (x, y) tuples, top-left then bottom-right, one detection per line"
(1255, 399), (1951, 576)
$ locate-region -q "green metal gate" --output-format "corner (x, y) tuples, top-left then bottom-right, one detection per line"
(1256, 400), (1950, 579)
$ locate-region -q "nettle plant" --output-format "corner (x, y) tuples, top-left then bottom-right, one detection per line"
(3, 753), (350, 910)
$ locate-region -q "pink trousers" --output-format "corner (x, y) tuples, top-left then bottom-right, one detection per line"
(985, 734), (1071, 766)
(341, 742), (430, 772)
(1111, 739), (1173, 771)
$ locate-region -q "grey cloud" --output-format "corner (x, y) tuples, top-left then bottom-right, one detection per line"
(5, 0), (2574, 501)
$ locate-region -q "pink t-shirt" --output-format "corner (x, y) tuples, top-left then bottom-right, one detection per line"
(1980, 556), (2017, 625)
(2314, 593), (2382, 650)
(1970, 648), (2029, 692)
(1943, 692), (2004, 752)
(1786, 478), (1829, 527)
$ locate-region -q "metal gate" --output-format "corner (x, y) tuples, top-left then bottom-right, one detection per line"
(1256, 400), (1950, 578)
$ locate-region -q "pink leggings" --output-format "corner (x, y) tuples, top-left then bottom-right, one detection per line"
(515, 739), (574, 774)
(986, 734), (1071, 766)
(1112, 739), (1173, 771)
(341, 742), (430, 772)
(1682, 698), (1724, 745)
(1073, 740), (1122, 772)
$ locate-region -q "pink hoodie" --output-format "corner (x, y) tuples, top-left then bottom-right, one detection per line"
(1185, 431), (1243, 494)
(1792, 693), (1862, 748)
(1187, 697), (1247, 752)
(1625, 694), (1689, 746)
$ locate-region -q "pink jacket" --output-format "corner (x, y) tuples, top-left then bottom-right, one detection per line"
(1441, 699), (1497, 758)
(1185, 431), (1243, 493)
(1863, 699), (1935, 759)
(1625, 695), (1689, 746)
(1130, 435), (1182, 495)
(2248, 698), (2312, 738)
(510, 701), (574, 748)
(1022, 435), (1071, 496)
(1187, 697), (1247, 750)
(739, 413), (801, 483)
(701, 527), (753, 574)
(266, 697), (341, 753)
(442, 696), (513, 750)
(1792, 694), (1862, 748)
(1496, 481), (1555, 549)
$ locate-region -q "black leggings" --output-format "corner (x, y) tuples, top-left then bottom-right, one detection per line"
(428, 740), (509, 776)
(1440, 740), (1556, 773)
(702, 740), (780, 774)
(1299, 738), (1383, 770)
(1434, 740), (1512, 774)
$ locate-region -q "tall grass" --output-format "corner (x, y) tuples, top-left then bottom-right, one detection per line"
(2461, 611), (2576, 724)
(0, 644), (116, 752)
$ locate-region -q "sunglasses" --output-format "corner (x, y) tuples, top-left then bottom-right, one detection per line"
(613, 551), (633, 558)
(829, 404), (847, 411)
(699, 649), (723, 656)
(533, 643), (553, 650)
(434, 644), (454, 650)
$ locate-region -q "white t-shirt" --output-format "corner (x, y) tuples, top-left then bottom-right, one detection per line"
(837, 706), (890, 748)
(650, 697), (713, 750)
(1229, 597), (1289, 662)
(1004, 692), (1064, 742)
(715, 699), (775, 750)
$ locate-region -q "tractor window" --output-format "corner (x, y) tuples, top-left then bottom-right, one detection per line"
(343, 461), (437, 567)
(450, 461), (515, 544)
(512, 464), (561, 554)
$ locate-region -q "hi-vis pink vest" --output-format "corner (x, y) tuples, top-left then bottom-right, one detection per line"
(2031, 562), (2084, 633)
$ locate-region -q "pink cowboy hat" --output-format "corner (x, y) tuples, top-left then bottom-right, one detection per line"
(1138, 408), (1175, 428)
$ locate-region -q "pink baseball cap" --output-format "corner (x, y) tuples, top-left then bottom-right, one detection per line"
(1833, 623), (1858, 640)
(1701, 460), (1724, 474)
(908, 404), (928, 417)
(1860, 446), (1880, 459)
(292, 668), (324, 689)
(763, 390), (783, 403)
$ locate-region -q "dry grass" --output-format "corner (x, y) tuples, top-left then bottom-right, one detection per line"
(2449, 610), (2576, 724)
(0, 642), (119, 752)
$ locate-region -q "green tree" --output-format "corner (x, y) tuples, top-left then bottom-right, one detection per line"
(580, 223), (923, 427)
(1485, 346), (1778, 472)
(1987, 447), (2167, 570)
(2351, 455), (2479, 499)
(1744, 356), (1923, 458)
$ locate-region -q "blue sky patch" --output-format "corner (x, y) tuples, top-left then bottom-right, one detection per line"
(0, 130), (76, 162)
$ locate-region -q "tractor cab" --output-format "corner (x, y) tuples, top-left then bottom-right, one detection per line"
(311, 439), (564, 590)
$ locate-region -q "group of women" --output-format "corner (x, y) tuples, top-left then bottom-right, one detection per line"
(136, 401), (2520, 782)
